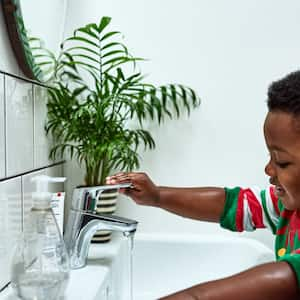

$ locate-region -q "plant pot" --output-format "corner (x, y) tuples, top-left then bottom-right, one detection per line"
(91, 188), (118, 243)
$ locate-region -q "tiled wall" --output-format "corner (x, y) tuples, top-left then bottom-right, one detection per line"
(0, 71), (64, 290)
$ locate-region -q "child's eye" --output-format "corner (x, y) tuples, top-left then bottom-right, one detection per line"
(275, 161), (290, 169)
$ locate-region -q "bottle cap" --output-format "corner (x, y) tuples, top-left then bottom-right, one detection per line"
(31, 175), (66, 209)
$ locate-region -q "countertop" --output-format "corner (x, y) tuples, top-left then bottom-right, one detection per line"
(0, 234), (124, 300)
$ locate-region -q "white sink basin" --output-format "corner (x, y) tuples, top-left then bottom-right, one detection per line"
(0, 233), (275, 300)
(130, 233), (274, 299)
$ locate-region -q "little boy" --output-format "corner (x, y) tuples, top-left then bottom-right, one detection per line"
(106, 70), (300, 299)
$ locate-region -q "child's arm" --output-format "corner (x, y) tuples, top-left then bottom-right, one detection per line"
(157, 186), (226, 222)
(160, 261), (299, 300)
(106, 172), (226, 222)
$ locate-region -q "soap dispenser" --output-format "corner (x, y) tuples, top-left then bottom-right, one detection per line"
(11, 175), (70, 300)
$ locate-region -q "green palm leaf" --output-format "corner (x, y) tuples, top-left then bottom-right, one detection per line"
(44, 16), (201, 185)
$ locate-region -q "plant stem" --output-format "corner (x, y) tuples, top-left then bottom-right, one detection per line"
(93, 159), (101, 186)
(99, 155), (109, 185)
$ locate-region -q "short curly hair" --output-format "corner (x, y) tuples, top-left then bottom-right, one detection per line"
(268, 71), (300, 116)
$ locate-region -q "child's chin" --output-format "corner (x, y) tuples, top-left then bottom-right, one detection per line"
(281, 197), (299, 210)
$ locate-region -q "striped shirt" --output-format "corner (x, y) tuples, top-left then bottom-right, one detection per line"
(220, 186), (300, 286)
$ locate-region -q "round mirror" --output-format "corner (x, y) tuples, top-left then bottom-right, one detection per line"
(2, 0), (67, 82)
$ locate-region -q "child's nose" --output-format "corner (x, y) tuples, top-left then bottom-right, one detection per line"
(265, 160), (276, 177)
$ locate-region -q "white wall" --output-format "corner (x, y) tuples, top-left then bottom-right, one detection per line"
(64, 0), (300, 250)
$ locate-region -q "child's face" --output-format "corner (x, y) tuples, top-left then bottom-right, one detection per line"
(264, 111), (300, 210)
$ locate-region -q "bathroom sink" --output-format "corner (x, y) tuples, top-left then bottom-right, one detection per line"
(129, 233), (274, 299)
(0, 233), (275, 300)
(65, 264), (110, 299)
(86, 232), (275, 300)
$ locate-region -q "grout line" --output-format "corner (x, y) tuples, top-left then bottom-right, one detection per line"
(0, 160), (65, 182)
(3, 75), (7, 178)
(0, 282), (10, 293)
(0, 69), (51, 89)
(32, 84), (35, 168)
(21, 173), (24, 231)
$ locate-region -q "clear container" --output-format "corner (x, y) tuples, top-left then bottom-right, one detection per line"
(11, 176), (69, 300)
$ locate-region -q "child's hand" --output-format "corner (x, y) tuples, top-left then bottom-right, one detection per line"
(106, 172), (160, 207)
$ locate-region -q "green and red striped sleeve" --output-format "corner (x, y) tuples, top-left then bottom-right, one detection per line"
(220, 186), (280, 234)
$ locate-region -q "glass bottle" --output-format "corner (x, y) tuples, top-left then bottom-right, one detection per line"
(11, 176), (69, 300)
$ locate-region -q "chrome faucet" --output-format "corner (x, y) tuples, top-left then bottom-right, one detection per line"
(64, 184), (138, 269)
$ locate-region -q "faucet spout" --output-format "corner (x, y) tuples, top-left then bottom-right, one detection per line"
(64, 184), (138, 269)
(80, 211), (138, 234)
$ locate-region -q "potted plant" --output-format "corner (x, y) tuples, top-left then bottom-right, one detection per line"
(42, 16), (201, 241)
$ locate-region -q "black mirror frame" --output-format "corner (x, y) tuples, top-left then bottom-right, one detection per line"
(2, 0), (43, 80)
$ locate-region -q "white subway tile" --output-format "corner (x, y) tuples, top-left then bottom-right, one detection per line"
(5, 76), (34, 176)
(33, 85), (54, 168)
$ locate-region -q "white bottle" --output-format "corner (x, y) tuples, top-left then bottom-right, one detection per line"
(11, 175), (70, 300)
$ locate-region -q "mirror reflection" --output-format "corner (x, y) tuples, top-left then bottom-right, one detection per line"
(2, 0), (67, 82)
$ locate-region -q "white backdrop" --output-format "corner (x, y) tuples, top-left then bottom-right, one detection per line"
(63, 0), (300, 249)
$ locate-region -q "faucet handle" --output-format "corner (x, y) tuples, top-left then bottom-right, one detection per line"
(72, 183), (133, 211)
(111, 183), (133, 189)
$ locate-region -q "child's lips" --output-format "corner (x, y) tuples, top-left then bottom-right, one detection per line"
(275, 185), (285, 197)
